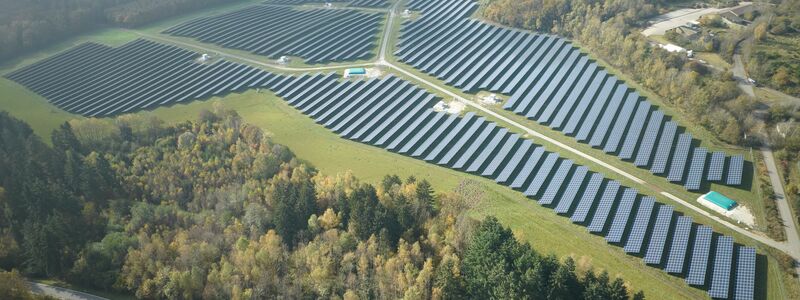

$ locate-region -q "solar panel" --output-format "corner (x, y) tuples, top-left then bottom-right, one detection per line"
(667, 133), (693, 182)
(587, 181), (621, 233)
(437, 118), (489, 165)
(686, 225), (713, 285)
(481, 134), (521, 177)
(707, 151), (725, 181)
(524, 153), (560, 197)
(650, 121), (677, 174)
(727, 155), (744, 185)
(624, 196), (655, 253)
(664, 216), (693, 273)
(536, 55), (595, 124)
(398, 113), (453, 154)
(495, 140), (534, 184)
(605, 188), (637, 243)
(369, 98), (428, 143)
(5, 39), (283, 117)
(539, 160), (574, 205)
(352, 90), (427, 141)
(644, 205), (674, 264)
(735, 247), (756, 300)
(575, 79), (618, 141)
(466, 129), (509, 172)
(554, 166), (588, 213)
(165, 6), (384, 64)
(588, 85), (628, 147)
(634, 111), (664, 166)
(562, 71), (608, 135)
(452, 123), (498, 169)
(685, 147), (707, 190)
(570, 173), (604, 223)
(408, 113), (461, 156)
(604, 92), (640, 153)
(525, 54), (589, 123)
(708, 236), (734, 299)
(460, 32), (526, 91)
(549, 64), (599, 129)
(619, 102), (651, 159)
(509, 147), (546, 189)
(423, 113), (478, 161)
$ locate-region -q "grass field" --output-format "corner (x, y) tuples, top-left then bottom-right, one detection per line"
(1, 0), (798, 298)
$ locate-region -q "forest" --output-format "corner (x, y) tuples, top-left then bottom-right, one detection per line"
(744, 0), (800, 97)
(0, 0), (241, 62)
(0, 108), (642, 299)
(482, 0), (756, 146)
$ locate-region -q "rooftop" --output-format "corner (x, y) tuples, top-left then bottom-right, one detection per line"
(703, 191), (737, 211)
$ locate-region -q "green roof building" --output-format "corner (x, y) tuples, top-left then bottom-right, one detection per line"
(348, 68), (366, 75)
(703, 191), (737, 211)
(344, 68), (367, 78)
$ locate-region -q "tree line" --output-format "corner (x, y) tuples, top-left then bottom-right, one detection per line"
(0, 0), (243, 62)
(482, 0), (756, 146)
(0, 108), (643, 299)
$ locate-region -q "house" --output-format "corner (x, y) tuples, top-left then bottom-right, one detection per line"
(670, 25), (700, 39)
(719, 11), (746, 28)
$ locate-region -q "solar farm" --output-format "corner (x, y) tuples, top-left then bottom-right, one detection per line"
(163, 4), (383, 64)
(4, 39), (282, 117)
(396, 0), (745, 192)
(268, 73), (757, 300)
(0, 0), (777, 298)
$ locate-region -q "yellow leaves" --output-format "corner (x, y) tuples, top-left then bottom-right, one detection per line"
(343, 290), (359, 300)
(319, 208), (341, 230)
(754, 22), (769, 42)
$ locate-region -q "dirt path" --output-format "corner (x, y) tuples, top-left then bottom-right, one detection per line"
(28, 282), (109, 300)
(733, 54), (756, 97)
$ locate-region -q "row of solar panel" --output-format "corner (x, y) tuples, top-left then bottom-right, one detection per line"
(262, 0), (387, 7)
(395, 0), (745, 191)
(270, 73), (756, 300)
(4, 39), (283, 117)
(163, 5), (382, 64)
(348, 0), (389, 8)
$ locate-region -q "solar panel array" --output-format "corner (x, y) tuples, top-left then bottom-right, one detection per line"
(727, 155), (744, 186)
(4, 39), (281, 117)
(262, 0), (345, 4)
(709, 236), (734, 299)
(349, 0), (389, 8)
(685, 148), (708, 190)
(686, 225), (713, 285)
(396, 0), (746, 190)
(163, 5), (382, 64)
(736, 247), (756, 300)
(665, 216), (693, 274)
(270, 73), (756, 299)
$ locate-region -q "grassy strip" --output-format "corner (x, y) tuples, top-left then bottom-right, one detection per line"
(754, 153), (788, 241)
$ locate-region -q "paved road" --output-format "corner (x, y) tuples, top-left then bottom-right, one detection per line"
(28, 282), (108, 300)
(761, 149), (800, 262)
(642, 8), (724, 36)
(128, 30), (375, 73)
(128, 1), (800, 260)
(733, 54), (756, 97)
(641, 2), (752, 37)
